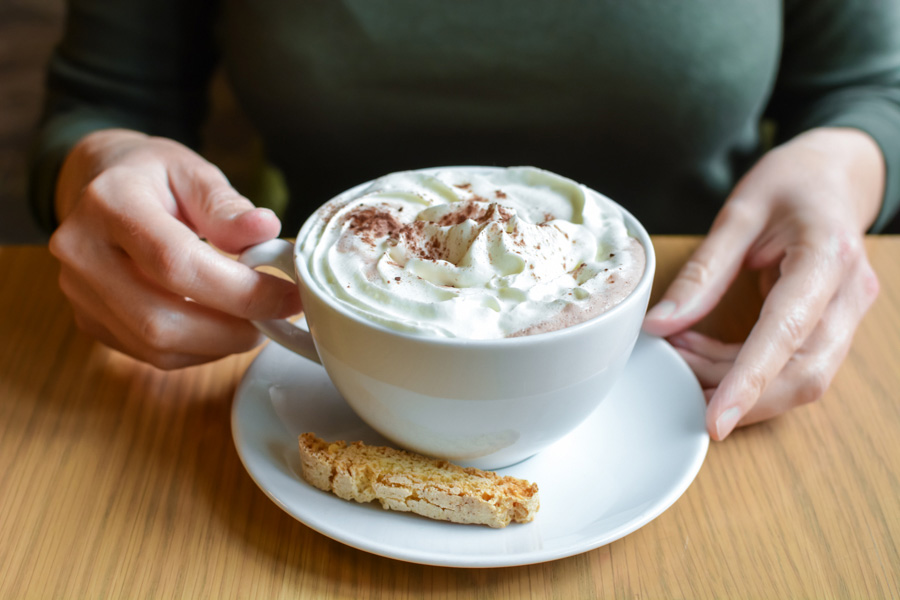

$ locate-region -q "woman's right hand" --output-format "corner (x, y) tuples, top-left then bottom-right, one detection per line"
(49, 129), (302, 369)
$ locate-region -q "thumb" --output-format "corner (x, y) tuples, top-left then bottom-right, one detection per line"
(169, 159), (282, 254)
(643, 201), (763, 337)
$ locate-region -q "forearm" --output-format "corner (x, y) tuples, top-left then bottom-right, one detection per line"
(767, 0), (900, 232)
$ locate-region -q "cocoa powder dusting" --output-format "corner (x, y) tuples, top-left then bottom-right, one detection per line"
(426, 237), (444, 259)
(435, 200), (513, 227)
(436, 202), (482, 226)
(344, 207), (403, 246)
(342, 198), (518, 263)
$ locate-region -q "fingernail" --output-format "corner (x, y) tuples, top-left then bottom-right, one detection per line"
(231, 206), (270, 221)
(715, 407), (742, 440)
(645, 300), (677, 321)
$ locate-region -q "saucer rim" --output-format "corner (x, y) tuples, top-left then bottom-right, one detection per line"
(231, 333), (709, 568)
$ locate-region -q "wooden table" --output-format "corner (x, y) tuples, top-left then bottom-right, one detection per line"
(2, 236), (898, 599)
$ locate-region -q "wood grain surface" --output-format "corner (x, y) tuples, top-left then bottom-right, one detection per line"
(1, 237), (898, 599)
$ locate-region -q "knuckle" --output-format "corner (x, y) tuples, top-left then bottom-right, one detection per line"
(862, 265), (880, 303)
(49, 224), (93, 267)
(79, 169), (146, 233)
(793, 227), (862, 272)
(837, 228), (862, 257)
(135, 310), (180, 353)
(206, 186), (241, 210)
(81, 174), (107, 200)
(205, 184), (251, 218)
(831, 229), (863, 269)
(757, 304), (813, 355)
(777, 308), (809, 347)
(739, 364), (770, 401)
(81, 173), (120, 212)
(48, 228), (70, 260)
(851, 256), (881, 306)
(678, 259), (713, 289)
(793, 363), (830, 406)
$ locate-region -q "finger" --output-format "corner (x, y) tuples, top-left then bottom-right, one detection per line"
(59, 264), (215, 369)
(73, 303), (210, 369)
(56, 232), (268, 362)
(668, 330), (741, 362)
(167, 159), (282, 253)
(105, 183), (301, 321)
(706, 240), (850, 439)
(673, 346), (733, 389)
(740, 257), (879, 425)
(88, 248), (268, 358)
(643, 199), (765, 337)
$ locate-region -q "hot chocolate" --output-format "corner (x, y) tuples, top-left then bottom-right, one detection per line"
(297, 166), (645, 339)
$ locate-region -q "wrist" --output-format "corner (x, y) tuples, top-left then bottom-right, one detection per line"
(789, 127), (885, 232)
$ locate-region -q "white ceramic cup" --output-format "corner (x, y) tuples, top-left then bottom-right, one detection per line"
(239, 167), (655, 470)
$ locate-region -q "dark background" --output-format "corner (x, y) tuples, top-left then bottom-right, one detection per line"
(0, 0), (58, 243)
(2, 0), (897, 244)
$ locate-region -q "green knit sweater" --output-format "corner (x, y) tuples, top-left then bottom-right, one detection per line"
(29, 0), (900, 235)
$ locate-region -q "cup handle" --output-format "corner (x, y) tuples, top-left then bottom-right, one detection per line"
(238, 239), (321, 364)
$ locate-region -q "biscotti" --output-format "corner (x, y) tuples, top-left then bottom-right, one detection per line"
(298, 433), (539, 528)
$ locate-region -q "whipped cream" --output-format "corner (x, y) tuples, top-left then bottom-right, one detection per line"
(299, 167), (645, 339)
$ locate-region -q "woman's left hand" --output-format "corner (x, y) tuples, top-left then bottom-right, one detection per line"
(643, 127), (884, 440)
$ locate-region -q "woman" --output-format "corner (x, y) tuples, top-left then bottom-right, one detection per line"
(30, 1), (900, 439)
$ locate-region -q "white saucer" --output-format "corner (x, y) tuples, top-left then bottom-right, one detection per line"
(232, 333), (709, 568)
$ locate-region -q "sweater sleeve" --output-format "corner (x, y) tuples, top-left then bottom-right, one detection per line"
(28, 0), (220, 233)
(766, 0), (900, 232)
